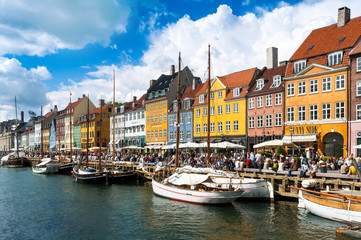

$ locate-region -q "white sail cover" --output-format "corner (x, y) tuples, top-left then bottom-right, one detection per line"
(36, 158), (52, 166)
(168, 173), (211, 186)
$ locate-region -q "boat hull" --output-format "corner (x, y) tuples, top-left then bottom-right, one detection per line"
(73, 168), (108, 184)
(57, 163), (74, 175)
(110, 171), (138, 184)
(32, 164), (59, 174)
(2, 158), (30, 168)
(299, 190), (361, 223)
(152, 179), (243, 204)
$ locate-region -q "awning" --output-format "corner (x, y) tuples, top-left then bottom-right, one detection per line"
(282, 134), (317, 142)
(109, 140), (113, 145)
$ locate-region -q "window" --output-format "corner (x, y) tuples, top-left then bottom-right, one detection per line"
(164, 114), (167, 122)
(298, 81), (306, 95)
(322, 77), (331, 92)
(196, 124), (200, 133)
(287, 107), (294, 122)
(159, 101), (162, 108)
(218, 91), (223, 98)
(335, 102), (345, 118)
(335, 74), (345, 90)
(170, 116), (174, 126)
(159, 129), (162, 138)
(210, 107), (215, 116)
(225, 121), (231, 131)
(159, 114), (162, 123)
(357, 81), (361, 96)
(180, 131), (184, 140)
(257, 116), (263, 128)
(271, 75), (281, 88)
(155, 130), (158, 138)
(266, 95), (272, 107)
(249, 117), (255, 128)
(310, 79), (318, 94)
(147, 104), (150, 110)
(210, 123), (215, 132)
(151, 116), (154, 123)
(218, 105), (223, 115)
(309, 105), (318, 121)
(147, 131), (150, 139)
(257, 96), (263, 108)
(151, 103), (153, 110)
(147, 116), (150, 124)
(275, 113), (282, 126)
(294, 60), (306, 73)
(322, 103), (331, 120)
(233, 88), (240, 97)
(170, 131), (174, 141)
(203, 123), (207, 133)
(233, 103), (239, 113)
(180, 115), (183, 124)
(248, 98), (255, 109)
(287, 83), (295, 96)
(203, 108), (207, 116)
(226, 104), (231, 113)
(199, 95), (204, 103)
(357, 57), (361, 72)
(217, 122), (223, 132)
(233, 121), (239, 131)
(183, 100), (190, 110)
(164, 129), (167, 138)
(173, 102), (177, 112)
(328, 51), (342, 66)
(155, 115), (158, 123)
(255, 79), (264, 91)
(187, 130), (191, 140)
(298, 106), (306, 121)
(210, 92), (214, 99)
(187, 115), (191, 124)
(266, 115), (272, 127)
(196, 109), (200, 117)
(357, 105), (361, 120)
(151, 130), (154, 138)
(275, 93), (282, 105)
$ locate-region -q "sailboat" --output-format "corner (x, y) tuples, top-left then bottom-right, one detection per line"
(1, 97), (30, 167)
(152, 49), (244, 204)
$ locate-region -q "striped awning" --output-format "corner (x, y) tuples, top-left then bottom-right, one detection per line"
(282, 134), (317, 142)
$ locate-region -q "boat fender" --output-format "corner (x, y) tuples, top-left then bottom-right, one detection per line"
(301, 179), (317, 189)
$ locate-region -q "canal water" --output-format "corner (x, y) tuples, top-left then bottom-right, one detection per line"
(0, 168), (352, 240)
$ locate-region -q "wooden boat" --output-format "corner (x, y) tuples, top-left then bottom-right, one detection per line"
(109, 168), (138, 183)
(32, 158), (60, 174)
(1, 152), (30, 168)
(72, 165), (109, 184)
(298, 188), (361, 223)
(152, 169), (244, 204)
(57, 162), (74, 175)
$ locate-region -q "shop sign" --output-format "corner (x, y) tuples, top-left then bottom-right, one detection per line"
(288, 125), (320, 134)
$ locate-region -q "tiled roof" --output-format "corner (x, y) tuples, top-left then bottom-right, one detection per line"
(350, 40), (361, 56)
(289, 16), (361, 61)
(248, 65), (287, 95)
(90, 104), (112, 114)
(124, 94), (146, 113)
(181, 84), (204, 101)
(44, 111), (53, 117)
(65, 96), (85, 110)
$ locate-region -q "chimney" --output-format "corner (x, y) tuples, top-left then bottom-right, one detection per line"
(266, 47), (278, 69)
(170, 65), (175, 75)
(21, 111), (24, 123)
(149, 79), (156, 87)
(83, 94), (86, 98)
(99, 99), (105, 108)
(337, 7), (350, 27)
(54, 105), (58, 113)
(192, 77), (197, 90)
(133, 96), (137, 102)
(279, 60), (288, 66)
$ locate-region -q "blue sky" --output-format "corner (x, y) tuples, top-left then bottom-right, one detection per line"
(0, 0), (360, 121)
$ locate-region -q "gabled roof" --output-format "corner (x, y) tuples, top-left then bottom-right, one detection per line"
(350, 40), (361, 56)
(248, 65), (287, 95)
(65, 96), (86, 110)
(124, 94), (146, 113)
(289, 16), (361, 61)
(44, 111), (53, 117)
(181, 84), (204, 101)
(90, 104), (112, 114)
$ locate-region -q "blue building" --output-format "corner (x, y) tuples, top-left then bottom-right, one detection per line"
(168, 83), (202, 145)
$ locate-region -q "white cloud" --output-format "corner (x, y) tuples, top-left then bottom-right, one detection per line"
(0, 57), (50, 121)
(0, 0), (131, 56)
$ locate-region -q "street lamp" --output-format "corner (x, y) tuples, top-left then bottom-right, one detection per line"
(290, 127), (294, 156)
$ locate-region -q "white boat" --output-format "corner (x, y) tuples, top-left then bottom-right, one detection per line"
(298, 189), (361, 223)
(32, 158), (60, 174)
(152, 170), (244, 204)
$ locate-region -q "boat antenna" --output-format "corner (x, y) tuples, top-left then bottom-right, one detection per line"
(99, 98), (103, 170)
(69, 92), (73, 161)
(86, 94), (90, 168)
(207, 44), (211, 167)
(112, 68), (116, 163)
(15, 96), (19, 158)
(41, 105), (43, 158)
(175, 52), (181, 168)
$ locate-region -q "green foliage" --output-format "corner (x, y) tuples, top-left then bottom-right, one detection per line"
(260, 151), (272, 157)
(276, 146), (285, 156)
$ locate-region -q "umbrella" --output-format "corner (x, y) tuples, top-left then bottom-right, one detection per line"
(353, 145), (361, 149)
(122, 145), (144, 150)
(162, 144), (176, 150)
(253, 139), (298, 149)
(89, 147), (100, 150)
(211, 141), (246, 149)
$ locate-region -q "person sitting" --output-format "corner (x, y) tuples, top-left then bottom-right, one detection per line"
(288, 159), (298, 176)
(299, 162), (308, 178)
(340, 162), (348, 174)
(309, 161), (318, 179)
(348, 165), (357, 176)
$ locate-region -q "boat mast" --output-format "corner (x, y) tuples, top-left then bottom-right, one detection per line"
(112, 68), (115, 162)
(207, 44), (211, 167)
(69, 93), (73, 160)
(15, 96), (18, 158)
(41, 105), (43, 158)
(99, 99), (103, 170)
(175, 52), (181, 168)
(86, 94), (90, 168)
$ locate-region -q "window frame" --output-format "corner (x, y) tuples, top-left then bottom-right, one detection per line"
(322, 77), (332, 92)
(266, 114), (272, 127)
(298, 81), (306, 95)
(257, 96), (263, 108)
(248, 116), (255, 128)
(266, 95), (272, 107)
(335, 74), (345, 90)
(275, 113), (282, 126)
(287, 107), (295, 122)
(310, 79), (318, 94)
(335, 101), (345, 119)
(287, 83), (295, 96)
(298, 106), (306, 122)
(357, 57), (361, 72)
(322, 103), (331, 120)
(294, 60), (306, 73)
(248, 98), (255, 109)
(275, 93), (282, 105)
(357, 81), (361, 97)
(257, 116), (264, 128)
(328, 51), (343, 66)
(309, 104), (318, 121)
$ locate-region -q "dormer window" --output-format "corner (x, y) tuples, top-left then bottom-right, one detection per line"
(173, 102), (177, 112)
(183, 100), (190, 110)
(294, 60), (306, 73)
(270, 75), (281, 88)
(255, 79), (264, 91)
(328, 51), (343, 66)
(233, 87), (240, 97)
(199, 95), (204, 103)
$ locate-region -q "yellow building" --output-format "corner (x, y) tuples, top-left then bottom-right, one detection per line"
(145, 98), (168, 146)
(193, 68), (258, 145)
(80, 101), (111, 151)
